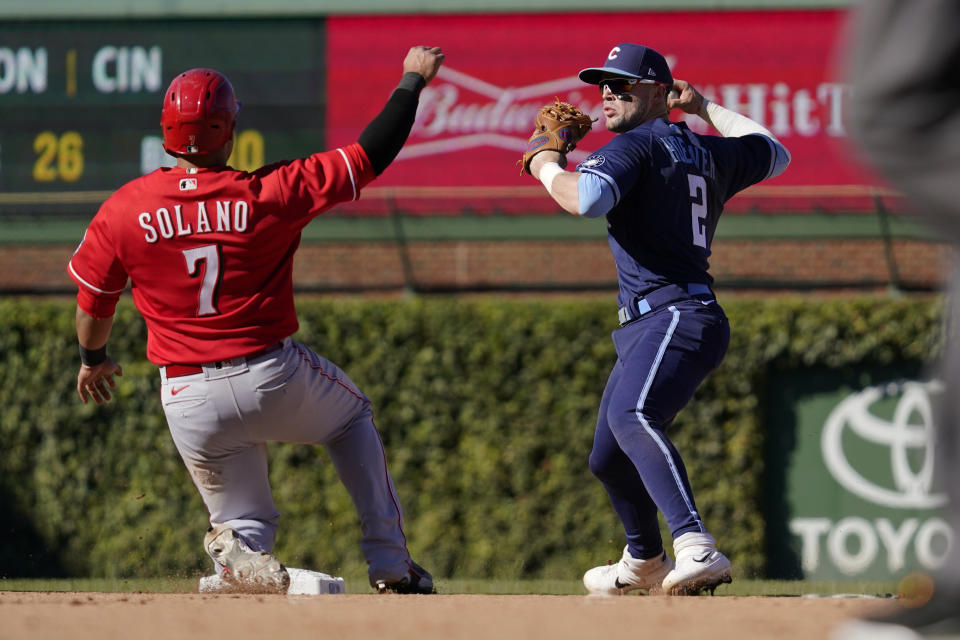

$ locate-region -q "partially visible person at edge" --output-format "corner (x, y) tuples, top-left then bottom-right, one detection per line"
(832, 2), (960, 637)
(524, 43), (790, 595)
(68, 46), (445, 595)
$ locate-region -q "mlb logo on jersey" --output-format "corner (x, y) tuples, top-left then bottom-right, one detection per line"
(180, 178), (198, 191)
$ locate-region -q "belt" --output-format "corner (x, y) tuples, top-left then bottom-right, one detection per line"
(617, 283), (714, 326)
(163, 342), (284, 379)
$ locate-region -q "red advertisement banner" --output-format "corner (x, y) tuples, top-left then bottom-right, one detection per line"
(327, 10), (887, 215)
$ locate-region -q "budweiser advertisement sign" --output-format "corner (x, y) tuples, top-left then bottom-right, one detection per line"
(327, 11), (886, 214)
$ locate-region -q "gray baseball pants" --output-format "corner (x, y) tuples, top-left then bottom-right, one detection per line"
(849, 0), (960, 593)
(159, 337), (412, 584)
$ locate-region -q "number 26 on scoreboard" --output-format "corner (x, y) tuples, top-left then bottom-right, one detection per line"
(31, 129), (265, 183)
(33, 131), (84, 183)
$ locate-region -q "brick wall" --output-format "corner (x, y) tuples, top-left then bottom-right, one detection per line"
(3, 238), (947, 296)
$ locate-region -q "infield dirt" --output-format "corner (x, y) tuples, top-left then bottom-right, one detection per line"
(0, 591), (895, 640)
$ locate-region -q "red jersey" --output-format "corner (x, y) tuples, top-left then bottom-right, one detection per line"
(68, 143), (375, 365)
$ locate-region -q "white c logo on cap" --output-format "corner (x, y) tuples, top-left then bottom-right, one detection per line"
(607, 47), (620, 60)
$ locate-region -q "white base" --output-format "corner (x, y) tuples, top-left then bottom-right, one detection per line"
(287, 567), (346, 595)
(198, 567), (345, 595)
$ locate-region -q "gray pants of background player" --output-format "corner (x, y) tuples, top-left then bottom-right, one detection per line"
(850, 0), (960, 599)
(158, 338), (412, 584)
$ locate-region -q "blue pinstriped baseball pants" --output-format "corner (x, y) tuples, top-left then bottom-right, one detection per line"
(589, 299), (730, 559)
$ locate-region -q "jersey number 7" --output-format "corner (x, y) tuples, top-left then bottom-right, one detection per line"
(182, 245), (222, 316)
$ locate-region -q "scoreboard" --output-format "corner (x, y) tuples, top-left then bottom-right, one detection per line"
(0, 19), (326, 215)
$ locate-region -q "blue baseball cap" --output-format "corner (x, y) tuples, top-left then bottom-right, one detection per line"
(578, 43), (673, 88)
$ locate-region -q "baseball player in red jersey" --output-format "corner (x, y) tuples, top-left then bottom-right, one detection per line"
(69, 46), (444, 594)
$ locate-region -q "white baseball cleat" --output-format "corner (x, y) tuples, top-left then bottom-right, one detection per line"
(203, 524), (290, 594)
(661, 532), (732, 596)
(583, 546), (674, 596)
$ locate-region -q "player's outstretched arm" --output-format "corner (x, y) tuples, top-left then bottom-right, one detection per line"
(357, 46), (445, 176)
(669, 79), (791, 178)
(75, 306), (123, 405)
(529, 151), (581, 215)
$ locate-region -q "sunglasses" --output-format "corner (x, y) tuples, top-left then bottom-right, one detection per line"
(599, 78), (666, 96)
(599, 78), (638, 95)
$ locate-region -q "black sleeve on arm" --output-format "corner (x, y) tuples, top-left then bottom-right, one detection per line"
(358, 72), (426, 175)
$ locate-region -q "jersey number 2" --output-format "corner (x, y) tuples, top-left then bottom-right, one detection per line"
(688, 174), (708, 249)
(182, 245), (221, 316)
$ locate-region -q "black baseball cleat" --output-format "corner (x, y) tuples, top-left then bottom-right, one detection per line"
(375, 561), (436, 594)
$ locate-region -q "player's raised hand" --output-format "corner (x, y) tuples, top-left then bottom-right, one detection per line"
(668, 79), (707, 117)
(77, 358), (123, 405)
(403, 46), (445, 85)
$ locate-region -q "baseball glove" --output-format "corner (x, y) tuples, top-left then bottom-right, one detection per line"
(519, 98), (595, 175)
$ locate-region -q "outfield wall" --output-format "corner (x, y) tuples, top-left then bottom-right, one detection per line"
(1, 2), (941, 294)
(0, 8), (885, 216)
(0, 0), (852, 18)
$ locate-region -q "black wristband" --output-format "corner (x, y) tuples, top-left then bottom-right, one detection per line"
(397, 71), (426, 94)
(79, 344), (107, 367)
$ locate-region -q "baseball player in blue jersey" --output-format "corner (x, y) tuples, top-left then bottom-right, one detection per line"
(526, 43), (790, 595)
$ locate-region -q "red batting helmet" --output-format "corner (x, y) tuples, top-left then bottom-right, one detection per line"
(160, 68), (240, 156)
